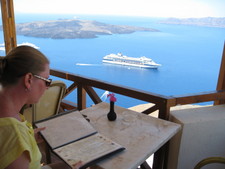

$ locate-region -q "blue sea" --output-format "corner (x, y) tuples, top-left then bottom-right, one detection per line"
(1, 14), (225, 108)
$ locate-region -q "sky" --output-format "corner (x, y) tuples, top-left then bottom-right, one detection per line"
(12, 0), (225, 18)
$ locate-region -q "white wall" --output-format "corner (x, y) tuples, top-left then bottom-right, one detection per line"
(168, 104), (225, 169)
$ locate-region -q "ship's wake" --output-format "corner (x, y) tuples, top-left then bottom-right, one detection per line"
(76, 63), (101, 66)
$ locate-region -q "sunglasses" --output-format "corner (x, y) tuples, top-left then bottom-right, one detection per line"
(33, 74), (52, 87)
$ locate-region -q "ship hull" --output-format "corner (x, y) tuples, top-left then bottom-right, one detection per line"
(102, 60), (159, 69)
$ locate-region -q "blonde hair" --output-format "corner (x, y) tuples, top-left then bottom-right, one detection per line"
(0, 45), (49, 87)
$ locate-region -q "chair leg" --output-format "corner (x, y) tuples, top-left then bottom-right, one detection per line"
(45, 143), (51, 164)
(38, 142), (51, 164)
(140, 161), (152, 169)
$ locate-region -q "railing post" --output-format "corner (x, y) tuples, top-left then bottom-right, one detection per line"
(77, 84), (86, 110)
(153, 98), (176, 169)
(215, 42), (225, 105)
(152, 102), (169, 169)
(0, 0), (17, 54)
(158, 98), (176, 120)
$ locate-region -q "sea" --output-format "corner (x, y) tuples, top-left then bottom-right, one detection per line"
(1, 14), (225, 108)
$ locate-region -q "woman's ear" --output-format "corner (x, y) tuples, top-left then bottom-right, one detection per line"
(24, 73), (33, 91)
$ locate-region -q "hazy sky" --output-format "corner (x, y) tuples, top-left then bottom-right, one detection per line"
(14, 0), (225, 18)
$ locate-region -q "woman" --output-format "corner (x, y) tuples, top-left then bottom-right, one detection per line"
(0, 46), (82, 169)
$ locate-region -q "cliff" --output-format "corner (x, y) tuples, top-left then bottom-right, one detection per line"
(3, 19), (159, 39)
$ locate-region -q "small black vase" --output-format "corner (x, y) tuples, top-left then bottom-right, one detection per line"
(107, 101), (117, 121)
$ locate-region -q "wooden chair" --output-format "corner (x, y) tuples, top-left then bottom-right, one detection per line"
(194, 157), (225, 169)
(23, 80), (67, 123)
(22, 80), (66, 164)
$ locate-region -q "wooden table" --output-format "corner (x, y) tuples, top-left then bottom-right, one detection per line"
(80, 102), (180, 169)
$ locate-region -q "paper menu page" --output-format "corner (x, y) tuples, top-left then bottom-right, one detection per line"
(53, 133), (125, 168)
(35, 111), (97, 149)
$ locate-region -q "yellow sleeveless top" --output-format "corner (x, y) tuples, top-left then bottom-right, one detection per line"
(0, 114), (42, 169)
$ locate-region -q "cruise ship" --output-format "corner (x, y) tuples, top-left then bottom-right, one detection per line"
(102, 53), (161, 68)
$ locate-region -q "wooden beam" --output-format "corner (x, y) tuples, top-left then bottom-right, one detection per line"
(215, 43), (225, 105)
(61, 99), (77, 111)
(141, 104), (159, 115)
(50, 69), (170, 105)
(64, 82), (78, 97)
(77, 84), (86, 110)
(83, 85), (102, 104)
(173, 90), (225, 105)
(157, 98), (176, 120)
(0, 0), (17, 54)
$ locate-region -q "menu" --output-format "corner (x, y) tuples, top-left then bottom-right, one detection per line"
(35, 110), (125, 169)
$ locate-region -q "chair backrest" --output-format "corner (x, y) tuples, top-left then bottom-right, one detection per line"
(194, 157), (225, 169)
(23, 80), (66, 123)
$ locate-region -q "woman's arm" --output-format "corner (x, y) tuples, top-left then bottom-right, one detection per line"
(5, 151), (30, 169)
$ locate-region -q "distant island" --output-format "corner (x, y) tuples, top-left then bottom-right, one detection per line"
(3, 19), (159, 39)
(159, 17), (225, 28)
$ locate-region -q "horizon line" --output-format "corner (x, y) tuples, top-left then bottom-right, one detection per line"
(14, 12), (225, 19)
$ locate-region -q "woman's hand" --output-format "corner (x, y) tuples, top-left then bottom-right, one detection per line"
(34, 127), (46, 144)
